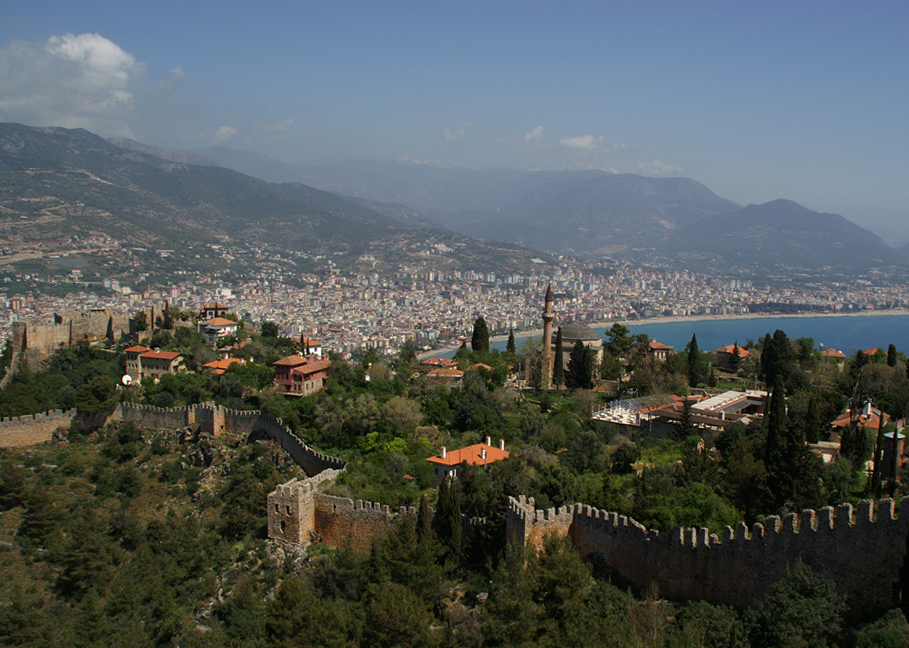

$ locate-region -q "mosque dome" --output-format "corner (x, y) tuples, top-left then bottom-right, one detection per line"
(560, 321), (600, 343)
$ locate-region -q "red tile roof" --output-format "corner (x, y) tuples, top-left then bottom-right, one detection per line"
(203, 358), (243, 374)
(426, 442), (510, 467)
(140, 350), (181, 361)
(649, 340), (672, 351)
(716, 344), (751, 358)
(203, 317), (237, 327)
(125, 345), (149, 353)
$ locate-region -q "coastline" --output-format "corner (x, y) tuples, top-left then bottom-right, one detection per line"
(417, 308), (909, 359)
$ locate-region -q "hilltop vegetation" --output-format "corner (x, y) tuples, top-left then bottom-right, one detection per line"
(4, 326), (909, 645)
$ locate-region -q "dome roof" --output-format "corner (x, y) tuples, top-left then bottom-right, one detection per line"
(560, 321), (600, 342)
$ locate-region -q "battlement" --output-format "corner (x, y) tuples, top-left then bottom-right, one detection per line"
(112, 402), (346, 476)
(506, 495), (909, 618)
(0, 408), (76, 447)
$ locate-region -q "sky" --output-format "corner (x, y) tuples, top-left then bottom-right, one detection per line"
(1, 1), (908, 218)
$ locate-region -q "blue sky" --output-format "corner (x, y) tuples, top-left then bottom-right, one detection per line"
(2, 1), (908, 218)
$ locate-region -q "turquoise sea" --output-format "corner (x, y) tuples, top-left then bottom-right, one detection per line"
(439, 314), (909, 358)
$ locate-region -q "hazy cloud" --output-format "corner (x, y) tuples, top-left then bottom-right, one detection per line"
(559, 134), (603, 150)
(444, 124), (471, 142)
(0, 33), (146, 137)
(524, 126), (544, 142)
(212, 126), (239, 143)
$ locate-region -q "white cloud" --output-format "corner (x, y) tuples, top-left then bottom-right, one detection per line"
(0, 33), (146, 137)
(212, 126), (239, 143)
(524, 126), (544, 142)
(559, 134), (603, 150)
(444, 124), (471, 142)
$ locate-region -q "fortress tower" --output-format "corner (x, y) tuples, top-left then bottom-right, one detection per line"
(540, 284), (554, 389)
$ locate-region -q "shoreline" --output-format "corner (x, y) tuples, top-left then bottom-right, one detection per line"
(417, 308), (909, 359)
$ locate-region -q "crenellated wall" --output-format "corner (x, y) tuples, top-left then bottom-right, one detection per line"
(507, 494), (909, 619)
(0, 409), (76, 447)
(267, 470), (415, 551)
(112, 402), (346, 476)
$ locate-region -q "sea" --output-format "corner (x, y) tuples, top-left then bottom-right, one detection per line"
(434, 314), (909, 358)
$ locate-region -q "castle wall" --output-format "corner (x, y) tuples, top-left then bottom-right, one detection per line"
(111, 402), (345, 477)
(11, 310), (131, 367)
(507, 495), (909, 619)
(313, 493), (414, 552)
(0, 409), (76, 447)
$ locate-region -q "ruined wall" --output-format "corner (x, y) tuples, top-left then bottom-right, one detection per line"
(507, 495), (909, 619)
(116, 402), (195, 431)
(11, 310), (131, 367)
(0, 409), (76, 447)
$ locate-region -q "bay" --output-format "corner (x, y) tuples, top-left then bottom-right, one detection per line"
(441, 314), (909, 358)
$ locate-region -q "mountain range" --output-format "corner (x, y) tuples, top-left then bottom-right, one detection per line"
(0, 123), (904, 276)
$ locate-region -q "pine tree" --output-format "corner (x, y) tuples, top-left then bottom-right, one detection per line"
(471, 317), (489, 354)
(552, 327), (564, 387)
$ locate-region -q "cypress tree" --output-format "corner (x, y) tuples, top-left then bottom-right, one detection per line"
(566, 340), (593, 390)
(552, 326), (564, 387)
(805, 395), (820, 444)
(688, 334), (701, 386)
(433, 478), (461, 560)
(471, 317), (489, 354)
(764, 377), (788, 479)
(887, 344), (898, 367)
(416, 494), (432, 542)
(506, 328), (516, 355)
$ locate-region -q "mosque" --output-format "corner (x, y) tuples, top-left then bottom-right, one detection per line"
(532, 285), (603, 389)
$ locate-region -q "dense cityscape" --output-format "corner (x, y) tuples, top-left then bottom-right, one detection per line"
(3, 240), (909, 356)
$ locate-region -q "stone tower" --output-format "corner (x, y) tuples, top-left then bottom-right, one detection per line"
(540, 284), (554, 389)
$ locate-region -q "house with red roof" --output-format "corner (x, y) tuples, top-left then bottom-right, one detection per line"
(198, 317), (239, 344)
(648, 340), (673, 362)
(426, 437), (510, 483)
(274, 353), (331, 396)
(125, 345), (184, 382)
(202, 357), (244, 376)
(714, 344), (751, 371)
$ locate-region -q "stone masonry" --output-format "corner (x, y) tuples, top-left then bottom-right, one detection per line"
(506, 494), (909, 619)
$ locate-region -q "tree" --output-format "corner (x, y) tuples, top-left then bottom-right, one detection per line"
(506, 328), (516, 356)
(687, 334), (703, 387)
(433, 478), (461, 560)
(888, 343), (898, 367)
(745, 561), (846, 648)
(552, 326), (564, 388)
(261, 321), (279, 338)
(764, 377), (788, 486)
(805, 395), (821, 444)
(566, 340), (594, 390)
(471, 317), (489, 354)
(130, 311), (148, 334)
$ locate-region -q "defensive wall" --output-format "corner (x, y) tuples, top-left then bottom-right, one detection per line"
(12, 310), (133, 368)
(0, 409), (76, 447)
(506, 494), (909, 619)
(267, 471), (484, 553)
(113, 402), (346, 476)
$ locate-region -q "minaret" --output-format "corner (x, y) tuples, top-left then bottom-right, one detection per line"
(540, 284), (554, 389)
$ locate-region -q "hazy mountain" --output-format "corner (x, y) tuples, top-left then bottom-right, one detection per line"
(445, 173), (742, 254)
(673, 200), (902, 270)
(0, 123), (401, 252)
(107, 138), (222, 167)
(0, 123), (558, 275)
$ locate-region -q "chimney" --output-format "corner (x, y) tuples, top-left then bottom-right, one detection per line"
(485, 436), (491, 446)
(481, 448), (487, 462)
(499, 439), (505, 451)
(441, 446), (446, 459)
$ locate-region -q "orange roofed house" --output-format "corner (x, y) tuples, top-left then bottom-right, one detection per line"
(274, 353), (331, 397)
(198, 317), (239, 344)
(124, 345), (183, 382)
(426, 437), (510, 483)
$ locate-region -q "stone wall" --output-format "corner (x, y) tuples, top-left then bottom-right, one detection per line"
(111, 402), (346, 477)
(0, 409), (76, 447)
(12, 310), (131, 368)
(507, 494), (909, 619)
